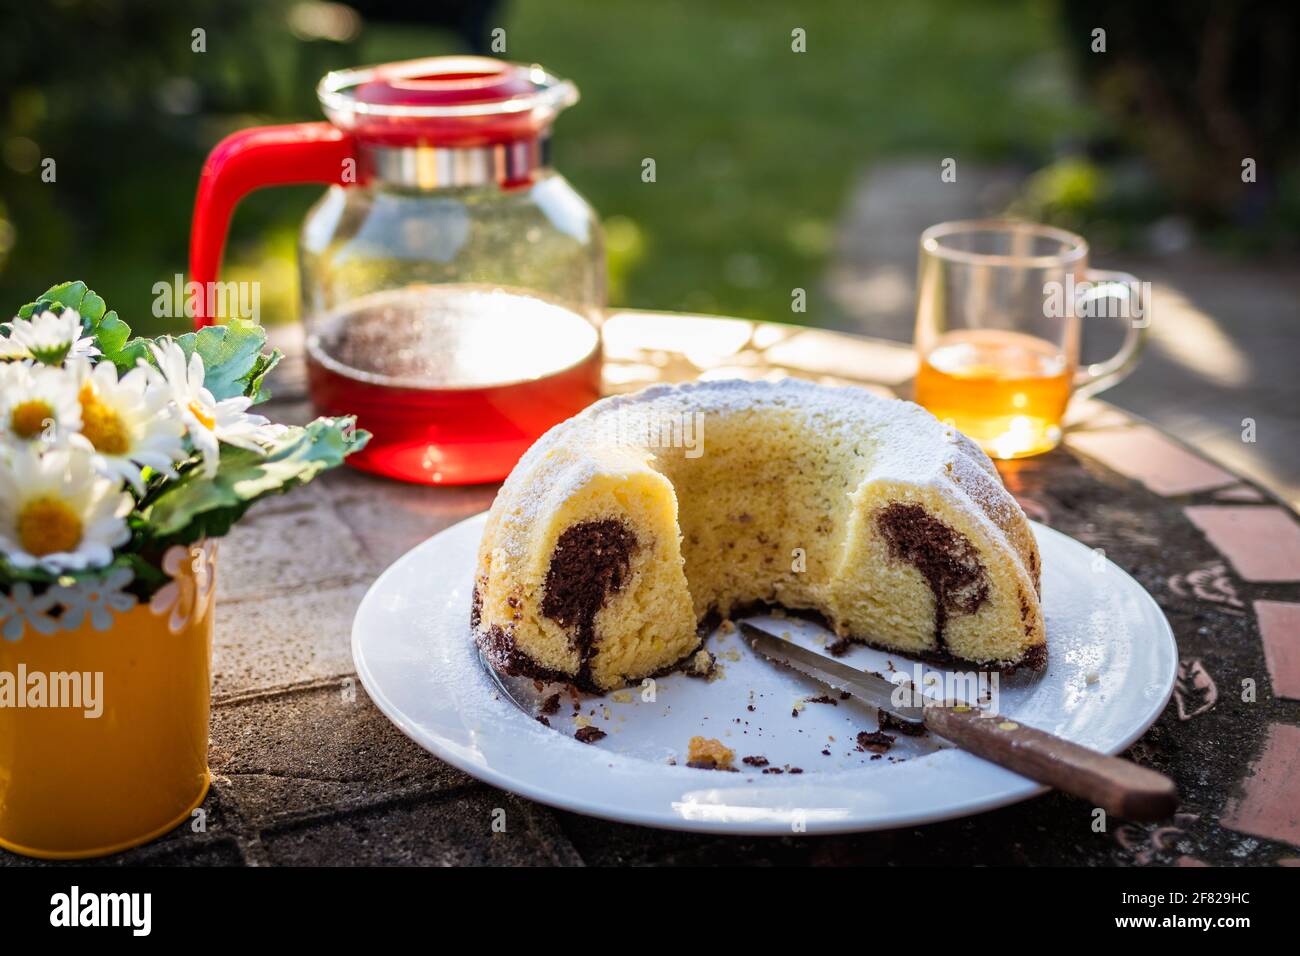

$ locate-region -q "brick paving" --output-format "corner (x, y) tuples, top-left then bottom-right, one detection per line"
(3, 313), (1299, 866)
(1183, 506), (1300, 583)
(1220, 723), (1300, 847)
(1066, 425), (1237, 497)
(1256, 601), (1300, 701)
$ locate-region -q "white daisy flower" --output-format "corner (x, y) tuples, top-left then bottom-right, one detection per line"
(0, 360), (83, 447)
(1, 308), (100, 365)
(147, 337), (274, 477)
(73, 359), (186, 494)
(0, 445), (132, 573)
(0, 331), (31, 361)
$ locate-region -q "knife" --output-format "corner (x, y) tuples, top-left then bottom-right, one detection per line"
(741, 622), (1178, 822)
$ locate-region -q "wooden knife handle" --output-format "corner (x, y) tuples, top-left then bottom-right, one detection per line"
(922, 706), (1178, 822)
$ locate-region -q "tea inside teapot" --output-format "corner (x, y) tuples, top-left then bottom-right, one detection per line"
(306, 284), (601, 485)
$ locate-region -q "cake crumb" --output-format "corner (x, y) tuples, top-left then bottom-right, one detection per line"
(575, 726), (606, 744)
(610, 690), (634, 704)
(719, 618), (736, 634)
(686, 736), (736, 771)
(742, 755), (769, 767)
(857, 730), (895, 754)
(826, 636), (854, 657)
(878, 709), (927, 736)
(540, 693), (561, 715)
(1086, 672), (1100, 686)
(684, 649), (717, 679)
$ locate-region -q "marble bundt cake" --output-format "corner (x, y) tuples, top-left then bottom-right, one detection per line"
(472, 379), (1045, 692)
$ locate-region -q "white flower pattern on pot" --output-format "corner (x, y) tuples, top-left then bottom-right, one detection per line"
(54, 566), (137, 631)
(0, 582), (59, 641)
(148, 540), (217, 635)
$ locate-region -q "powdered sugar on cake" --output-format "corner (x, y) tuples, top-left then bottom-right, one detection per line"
(494, 377), (1022, 559)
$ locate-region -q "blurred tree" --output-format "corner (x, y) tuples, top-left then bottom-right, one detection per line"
(0, 0), (326, 320)
(1061, 0), (1300, 230)
(0, 0), (506, 325)
(348, 0), (504, 53)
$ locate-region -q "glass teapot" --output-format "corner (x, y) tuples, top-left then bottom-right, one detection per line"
(189, 57), (605, 485)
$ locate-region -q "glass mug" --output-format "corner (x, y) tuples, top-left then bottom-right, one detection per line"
(913, 220), (1146, 459)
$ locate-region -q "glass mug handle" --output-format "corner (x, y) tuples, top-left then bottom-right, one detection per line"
(1072, 269), (1148, 402)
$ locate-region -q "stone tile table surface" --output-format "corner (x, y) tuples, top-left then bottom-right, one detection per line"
(6, 312), (1299, 867)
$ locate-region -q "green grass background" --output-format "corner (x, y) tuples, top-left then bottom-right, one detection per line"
(0, 0), (1094, 336)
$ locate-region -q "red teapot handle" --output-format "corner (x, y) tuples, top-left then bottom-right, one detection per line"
(188, 122), (361, 328)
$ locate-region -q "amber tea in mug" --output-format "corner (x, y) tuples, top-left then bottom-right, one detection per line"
(913, 220), (1146, 459)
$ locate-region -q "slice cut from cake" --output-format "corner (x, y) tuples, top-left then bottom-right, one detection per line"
(473, 379), (1045, 692)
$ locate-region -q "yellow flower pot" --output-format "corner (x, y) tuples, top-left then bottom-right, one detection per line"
(0, 542), (216, 859)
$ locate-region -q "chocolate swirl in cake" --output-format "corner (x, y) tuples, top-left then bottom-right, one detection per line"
(877, 503), (989, 647)
(542, 519), (639, 677)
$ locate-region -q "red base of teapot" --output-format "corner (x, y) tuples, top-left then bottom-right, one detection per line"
(306, 345), (602, 486)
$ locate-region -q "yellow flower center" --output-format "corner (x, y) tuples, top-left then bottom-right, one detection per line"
(188, 400), (216, 431)
(10, 400), (55, 440)
(17, 497), (83, 557)
(80, 391), (131, 455)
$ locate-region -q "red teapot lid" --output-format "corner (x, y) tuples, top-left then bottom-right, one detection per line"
(318, 56), (577, 148)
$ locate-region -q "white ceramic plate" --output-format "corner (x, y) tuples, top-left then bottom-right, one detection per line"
(352, 513), (1177, 835)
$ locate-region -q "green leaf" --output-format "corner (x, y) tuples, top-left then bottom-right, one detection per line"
(140, 417), (369, 545)
(104, 336), (153, 373)
(17, 280), (89, 319)
(77, 291), (107, 324)
(93, 309), (130, 355)
(241, 348), (282, 404)
(172, 322), (281, 402)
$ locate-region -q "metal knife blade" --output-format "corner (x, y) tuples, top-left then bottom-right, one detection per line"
(740, 622), (925, 725)
(741, 626), (1181, 822)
